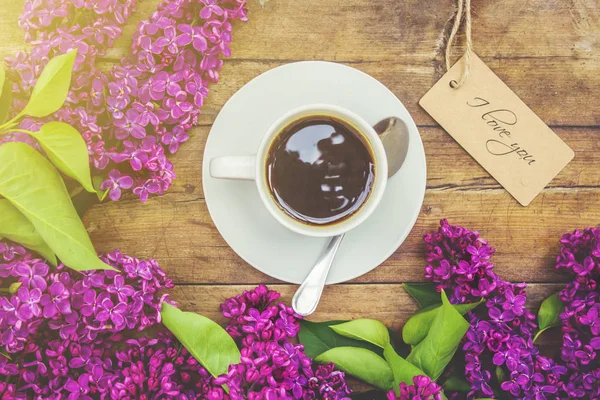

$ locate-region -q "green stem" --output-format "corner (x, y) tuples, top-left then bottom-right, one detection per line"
(532, 329), (545, 343)
(0, 111), (24, 132)
(69, 186), (84, 199)
(0, 122), (18, 134)
(4, 128), (36, 136)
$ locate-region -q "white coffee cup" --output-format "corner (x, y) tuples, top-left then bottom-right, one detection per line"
(209, 104), (388, 237)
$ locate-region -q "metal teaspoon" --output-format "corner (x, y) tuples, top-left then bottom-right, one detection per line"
(292, 117), (411, 316)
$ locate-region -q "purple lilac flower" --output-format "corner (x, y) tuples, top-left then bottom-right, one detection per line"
(4, 0), (247, 203)
(387, 375), (443, 400)
(109, 333), (224, 399)
(555, 227), (600, 398)
(99, 169), (134, 201)
(102, 0), (248, 202)
(216, 285), (352, 399)
(0, 239), (175, 398)
(5, 0), (139, 176)
(424, 220), (572, 400)
(1, 241), (349, 399)
(424, 219), (498, 304)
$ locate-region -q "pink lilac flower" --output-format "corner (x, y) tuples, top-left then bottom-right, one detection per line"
(387, 375), (443, 400)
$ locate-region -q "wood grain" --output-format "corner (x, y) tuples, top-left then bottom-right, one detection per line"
(118, 125), (600, 200)
(2, 0), (598, 374)
(169, 283), (564, 330)
(1, 1), (599, 126)
(85, 186), (600, 285)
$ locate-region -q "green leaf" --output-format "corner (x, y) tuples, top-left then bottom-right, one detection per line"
(0, 349), (11, 360)
(93, 175), (109, 201)
(402, 299), (483, 346)
(32, 122), (95, 193)
(0, 66), (12, 124)
(161, 302), (240, 377)
(8, 282), (22, 294)
(330, 319), (390, 349)
(0, 199), (57, 265)
(407, 290), (470, 380)
(298, 320), (382, 359)
(443, 374), (471, 393)
(0, 143), (112, 271)
(315, 347), (394, 390)
(383, 343), (426, 395)
(534, 292), (565, 342)
(23, 50), (77, 118)
(495, 365), (507, 384)
(403, 283), (441, 308)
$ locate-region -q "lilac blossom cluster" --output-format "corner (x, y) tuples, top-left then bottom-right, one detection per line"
(555, 228), (600, 397)
(387, 376), (443, 400)
(424, 220), (571, 399)
(101, 0), (248, 201)
(4, 0), (248, 203)
(424, 219), (498, 304)
(3, 0), (138, 161)
(110, 332), (224, 399)
(0, 245), (349, 399)
(217, 284), (352, 400)
(0, 240), (174, 398)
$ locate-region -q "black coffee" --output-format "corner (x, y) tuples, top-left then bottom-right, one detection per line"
(266, 115), (375, 226)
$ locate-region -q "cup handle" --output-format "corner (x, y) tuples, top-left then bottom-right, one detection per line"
(209, 156), (256, 181)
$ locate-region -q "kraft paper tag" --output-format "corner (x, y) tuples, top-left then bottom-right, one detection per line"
(420, 53), (574, 206)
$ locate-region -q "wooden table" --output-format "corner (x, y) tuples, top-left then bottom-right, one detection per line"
(3, 0), (599, 332)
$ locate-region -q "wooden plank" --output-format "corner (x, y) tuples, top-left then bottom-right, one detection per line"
(188, 59), (600, 127)
(85, 188), (600, 285)
(1, 1), (598, 126)
(2, 0), (597, 61)
(169, 283), (564, 331)
(163, 126), (600, 199)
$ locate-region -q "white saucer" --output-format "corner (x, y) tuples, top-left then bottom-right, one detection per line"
(202, 61), (426, 284)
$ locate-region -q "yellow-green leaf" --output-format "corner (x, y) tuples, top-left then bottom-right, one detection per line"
(330, 319), (390, 349)
(23, 50), (77, 118)
(161, 303), (240, 378)
(298, 320), (382, 359)
(315, 347), (394, 390)
(383, 343), (426, 395)
(32, 122), (95, 193)
(407, 290), (470, 380)
(0, 199), (57, 265)
(0, 142), (113, 271)
(403, 299), (483, 346)
(0, 66), (12, 124)
(93, 175), (109, 201)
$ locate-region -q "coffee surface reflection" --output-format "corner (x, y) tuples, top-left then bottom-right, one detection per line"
(266, 115), (375, 226)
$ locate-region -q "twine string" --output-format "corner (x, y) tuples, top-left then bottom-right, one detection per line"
(446, 0), (472, 88)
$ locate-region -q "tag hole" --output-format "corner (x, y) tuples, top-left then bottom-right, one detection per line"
(449, 80), (458, 89)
